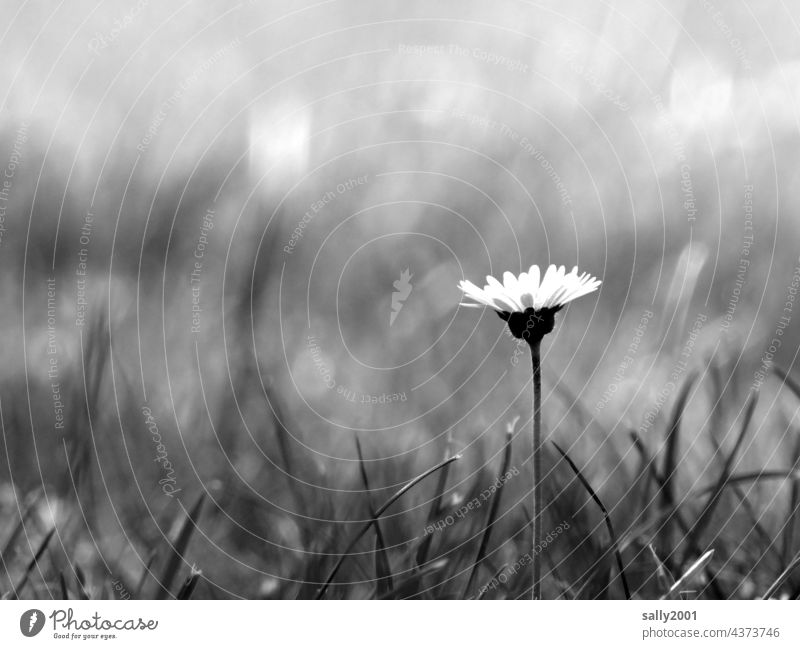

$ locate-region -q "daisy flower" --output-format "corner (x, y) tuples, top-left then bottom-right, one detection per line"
(458, 264), (601, 343)
(457, 263), (601, 600)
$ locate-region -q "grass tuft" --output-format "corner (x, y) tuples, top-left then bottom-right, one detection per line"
(552, 441), (630, 600)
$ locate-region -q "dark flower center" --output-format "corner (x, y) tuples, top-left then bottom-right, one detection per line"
(497, 307), (561, 344)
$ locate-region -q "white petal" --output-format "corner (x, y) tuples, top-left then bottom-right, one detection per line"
(526, 266), (541, 307)
(502, 271), (518, 292)
(458, 280), (497, 308)
(535, 264), (558, 308)
(458, 266), (600, 313)
(486, 275), (522, 311)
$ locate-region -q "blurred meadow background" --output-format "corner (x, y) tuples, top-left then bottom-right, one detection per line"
(2, 0), (800, 599)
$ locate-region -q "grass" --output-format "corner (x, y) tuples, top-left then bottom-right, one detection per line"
(3, 352), (800, 600)
(2, 224), (800, 600)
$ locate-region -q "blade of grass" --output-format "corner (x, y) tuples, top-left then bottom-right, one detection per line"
(354, 436), (393, 598)
(376, 558), (449, 599)
(415, 428), (458, 569)
(774, 364), (800, 567)
(59, 572), (69, 600)
(763, 549), (800, 599)
(8, 528), (55, 599)
(661, 549), (714, 600)
(155, 493), (205, 599)
(476, 563), (508, 600)
(620, 502), (723, 599)
(0, 488), (42, 579)
(75, 564), (90, 599)
(648, 544), (675, 594)
(774, 365), (800, 402)
(552, 441), (630, 600)
(687, 392), (757, 551)
(316, 454), (460, 599)
(176, 568), (202, 600)
(267, 384), (309, 551)
(784, 435), (800, 567)
(630, 432), (659, 516)
(694, 470), (800, 496)
(571, 556), (611, 600)
(704, 397), (782, 571)
(135, 549), (157, 599)
(659, 372), (698, 571)
(463, 419), (515, 597)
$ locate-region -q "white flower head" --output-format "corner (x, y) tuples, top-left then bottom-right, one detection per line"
(458, 264), (601, 342)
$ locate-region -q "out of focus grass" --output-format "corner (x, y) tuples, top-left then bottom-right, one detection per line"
(2, 271), (800, 598)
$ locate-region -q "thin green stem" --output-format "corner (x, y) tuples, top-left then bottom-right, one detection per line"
(530, 339), (542, 600)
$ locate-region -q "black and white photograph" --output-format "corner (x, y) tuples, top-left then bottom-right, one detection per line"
(0, 0), (799, 644)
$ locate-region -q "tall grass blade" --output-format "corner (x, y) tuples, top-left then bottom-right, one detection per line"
(552, 441), (630, 599)
(415, 428), (457, 569)
(156, 493), (205, 599)
(176, 568), (202, 600)
(659, 372), (697, 570)
(773, 364), (800, 564)
(687, 392), (757, 551)
(354, 436), (393, 598)
(316, 454), (460, 599)
(774, 365), (800, 403)
(0, 488), (42, 579)
(476, 564), (508, 600)
(8, 528), (55, 599)
(464, 419), (515, 597)
(266, 384), (310, 551)
(135, 549), (157, 599)
(694, 470), (800, 496)
(630, 432), (658, 515)
(75, 564), (90, 599)
(648, 544), (675, 594)
(662, 549), (714, 600)
(784, 435), (800, 567)
(763, 549), (800, 599)
(376, 558), (449, 600)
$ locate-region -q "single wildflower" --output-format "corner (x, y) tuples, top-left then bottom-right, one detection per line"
(458, 264), (601, 599)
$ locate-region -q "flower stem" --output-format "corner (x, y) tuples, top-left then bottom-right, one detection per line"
(530, 339), (543, 600)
